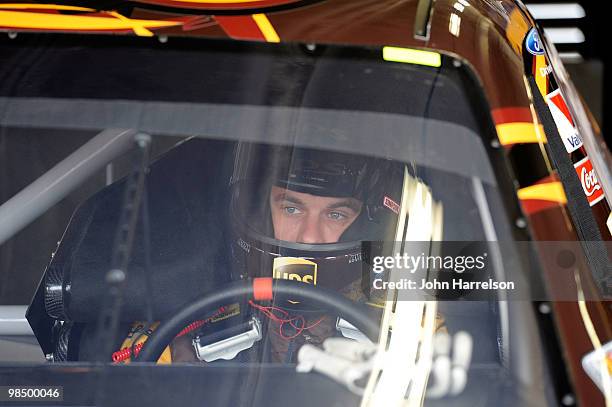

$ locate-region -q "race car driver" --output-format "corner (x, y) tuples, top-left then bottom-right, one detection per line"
(219, 143), (405, 363)
(116, 142), (406, 363)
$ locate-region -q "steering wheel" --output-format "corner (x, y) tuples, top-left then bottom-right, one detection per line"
(136, 278), (381, 362)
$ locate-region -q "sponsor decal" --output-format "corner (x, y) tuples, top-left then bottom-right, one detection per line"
(383, 196), (400, 214)
(348, 252), (362, 264)
(273, 257), (317, 284)
(574, 157), (605, 206)
(539, 64), (552, 77)
(525, 28), (545, 56)
(546, 89), (584, 153)
(533, 54), (549, 95)
(581, 341), (612, 394)
(237, 238), (250, 253)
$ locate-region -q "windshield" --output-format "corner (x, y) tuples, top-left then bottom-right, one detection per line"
(0, 35), (553, 406)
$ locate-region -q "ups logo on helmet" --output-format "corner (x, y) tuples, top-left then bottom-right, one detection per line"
(272, 257), (317, 285)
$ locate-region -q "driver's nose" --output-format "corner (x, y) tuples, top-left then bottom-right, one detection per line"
(298, 214), (326, 244)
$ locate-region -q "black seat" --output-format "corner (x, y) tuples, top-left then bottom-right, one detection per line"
(27, 138), (238, 361)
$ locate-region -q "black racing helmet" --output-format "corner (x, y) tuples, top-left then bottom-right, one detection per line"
(229, 142), (404, 307)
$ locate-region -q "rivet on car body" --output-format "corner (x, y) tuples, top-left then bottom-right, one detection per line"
(561, 393), (575, 406)
(538, 303), (551, 314)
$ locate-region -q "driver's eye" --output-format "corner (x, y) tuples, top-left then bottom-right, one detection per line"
(328, 211), (347, 221)
(283, 206), (302, 215)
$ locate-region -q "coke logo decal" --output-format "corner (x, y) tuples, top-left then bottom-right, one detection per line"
(580, 167), (600, 196)
(574, 157), (605, 206)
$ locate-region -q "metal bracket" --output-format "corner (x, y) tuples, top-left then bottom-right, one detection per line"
(193, 317), (262, 362)
(336, 318), (373, 344)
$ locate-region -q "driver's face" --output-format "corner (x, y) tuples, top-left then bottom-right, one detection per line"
(269, 186), (362, 244)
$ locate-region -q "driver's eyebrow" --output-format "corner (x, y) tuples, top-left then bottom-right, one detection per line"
(326, 199), (362, 213)
(273, 192), (304, 206)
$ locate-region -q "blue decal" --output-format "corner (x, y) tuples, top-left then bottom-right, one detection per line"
(525, 28), (545, 56)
